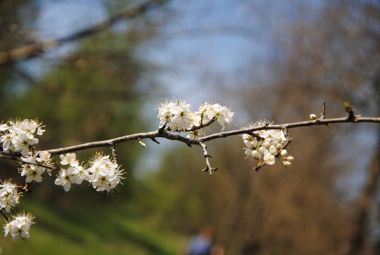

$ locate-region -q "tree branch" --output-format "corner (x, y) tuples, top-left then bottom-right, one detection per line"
(1, 114), (379, 174)
(199, 116), (380, 143)
(36, 115), (380, 156)
(0, 0), (169, 66)
(0, 153), (55, 170)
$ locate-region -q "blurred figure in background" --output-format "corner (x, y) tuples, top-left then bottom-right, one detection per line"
(187, 227), (214, 255)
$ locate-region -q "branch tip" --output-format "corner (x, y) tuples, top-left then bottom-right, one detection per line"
(150, 137), (160, 144)
(320, 102), (326, 119)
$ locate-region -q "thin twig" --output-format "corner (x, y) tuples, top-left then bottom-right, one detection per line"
(0, 153), (55, 170)
(199, 142), (217, 175)
(199, 116), (380, 143)
(320, 102), (326, 119)
(187, 117), (217, 132)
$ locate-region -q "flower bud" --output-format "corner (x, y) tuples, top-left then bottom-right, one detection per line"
(284, 155), (294, 161)
(309, 114), (317, 120)
(251, 150), (260, 159)
(280, 149), (288, 156)
(282, 161), (292, 167)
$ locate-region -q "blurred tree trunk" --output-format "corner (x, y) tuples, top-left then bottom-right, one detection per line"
(342, 78), (380, 255)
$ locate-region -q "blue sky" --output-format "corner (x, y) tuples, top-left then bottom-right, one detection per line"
(25, 0), (323, 109)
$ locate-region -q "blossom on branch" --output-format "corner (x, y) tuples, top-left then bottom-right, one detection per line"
(4, 213), (34, 240)
(86, 154), (123, 192)
(0, 181), (21, 213)
(158, 100), (234, 133)
(242, 122), (294, 170)
(55, 153), (84, 192)
(158, 100), (194, 131)
(60, 153), (79, 167)
(19, 152), (53, 183)
(0, 119), (44, 156)
(197, 103), (234, 128)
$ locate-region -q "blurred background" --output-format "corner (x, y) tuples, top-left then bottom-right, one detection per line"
(0, 0), (380, 254)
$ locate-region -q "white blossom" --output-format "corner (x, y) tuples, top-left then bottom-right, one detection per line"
(0, 134), (12, 152)
(0, 181), (21, 213)
(4, 213), (34, 240)
(60, 153), (79, 167)
(158, 100), (194, 131)
(242, 126), (294, 169)
(251, 150), (260, 160)
(0, 119), (44, 156)
(158, 100), (234, 132)
(20, 164), (45, 183)
(86, 154), (123, 192)
(197, 103), (234, 128)
(54, 166), (84, 192)
(0, 124), (8, 132)
(19, 153), (51, 183)
(36, 151), (51, 164)
(55, 153), (85, 192)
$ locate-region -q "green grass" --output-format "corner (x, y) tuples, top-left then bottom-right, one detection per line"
(0, 201), (186, 255)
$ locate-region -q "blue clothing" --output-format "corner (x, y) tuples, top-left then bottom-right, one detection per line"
(188, 235), (212, 255)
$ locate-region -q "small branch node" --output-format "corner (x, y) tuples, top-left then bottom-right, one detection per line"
(111, 144), (118, 163)
(199, 142), (217, 175)
(344, 101), (356, 122)
(320, 102), (326, 119)
(158, 123), (167, 133)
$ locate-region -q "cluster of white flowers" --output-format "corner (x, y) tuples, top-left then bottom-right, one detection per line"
(0, 119), (46, 241)
(19, 151), (53, 183)
(0, 118), (127, 241)
(55, 153), (85, 192)
(158, 100), (194, 131)
(0, 180), (34, 241)
(0, 119), (45, 156)
(197, 103), (234, 128)
(86, 154), (123, 192)
(4, 213), (34, 240)
(0, 181), (21, 213)
(242, 128), (294, 168)
(54, 153), (123, 192)
(158, 100), (234, 136)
